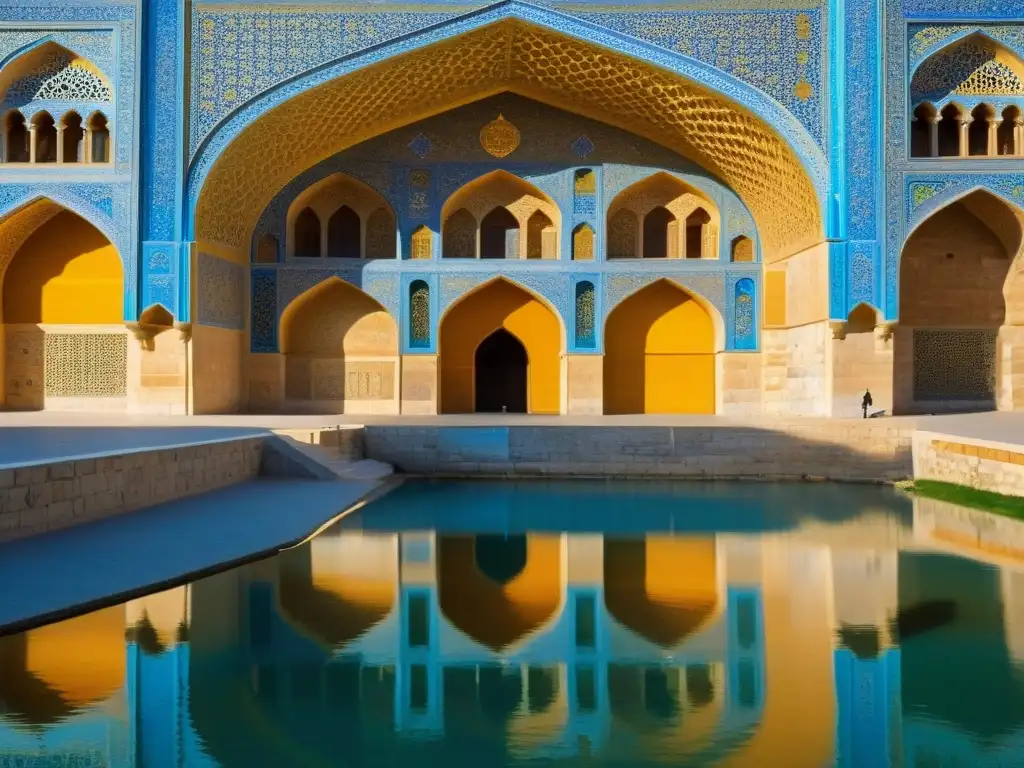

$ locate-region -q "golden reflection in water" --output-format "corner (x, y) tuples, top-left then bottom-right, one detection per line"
(0, 606), (125, 727)
(8, 494), (1024, 767)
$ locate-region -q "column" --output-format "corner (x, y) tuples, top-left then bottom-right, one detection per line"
(958, 115), (972, 157)
(987, 116), (998, 156)
(928, 114), (940, 158)
(55, 124), (64, 163)
(83, 128), (92, 164)
(1016, 117), (1024, 157)
(27, 123), (37, 163)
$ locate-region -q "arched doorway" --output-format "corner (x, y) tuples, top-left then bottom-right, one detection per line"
(896, 189), (1023, 413)
(480, 206), (520, 259)
(604, 280), (716, 414)
(0, 204), (126, 410)
(474, 329), (527, 413)
(439, 278), (562, 414)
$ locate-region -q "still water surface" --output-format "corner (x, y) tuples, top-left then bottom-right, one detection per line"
(2, 480), (1024, 767)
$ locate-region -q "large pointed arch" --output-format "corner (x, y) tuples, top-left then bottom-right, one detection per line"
(603, 279), (722, 415)
(188, 4), (825, 263)
(278, 276), (399, 412)
(895, 188), (1024, 413)
(910, 31), (1024, 104)
(438, 276), (565, 414)
(0, 40), (113, 108)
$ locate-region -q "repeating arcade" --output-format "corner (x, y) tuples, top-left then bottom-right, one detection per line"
(0, 1), (1020, 418)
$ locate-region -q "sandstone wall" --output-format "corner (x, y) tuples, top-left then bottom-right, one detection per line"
(0, 437), (263, 543)
(365, 421), (913, 482)
(913, 431), (1024, 498)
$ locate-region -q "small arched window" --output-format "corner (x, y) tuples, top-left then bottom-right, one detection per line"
(443, 208), (476, 259)
(480, 206), (519, 259)
(409, 280), (430, 348)
(642, 206), (675, 259)
(998, 106), (1020, 156)
(575, 281), (596, 349)
(572, 223), (595, 261)
(607, 209), (638, 259)
(256, 234), (279, 263)
(910, 103), (936, 158)
(3, 111), (28, 162)
(526, 210), (556, 259)
(87, 112), (110, 163)
(686, 208), (712, 259)
(411, 225), (432, 260)
(968, 103), (994, 156)
(60, 112), (84, 163)
(32, 111), (57, 163)
(327, 205), (360, 258)
(938, 103), (962, 157)
(731, 236), (754, 262)
(294, 207), (322, 258)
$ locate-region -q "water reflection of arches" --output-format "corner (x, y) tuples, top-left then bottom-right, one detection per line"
(0, 607), (124, 726)
(438, 534), (563, 651)
(604, 537), (720, 647)
(277, 531), (398, 650)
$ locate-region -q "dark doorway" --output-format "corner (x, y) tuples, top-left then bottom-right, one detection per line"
(643, 206), (673, 258)
(474, 329), (527, 413)
(480, 207), (519, 259)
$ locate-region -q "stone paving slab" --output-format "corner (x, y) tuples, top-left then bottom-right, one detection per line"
(0, 475), (382, 634)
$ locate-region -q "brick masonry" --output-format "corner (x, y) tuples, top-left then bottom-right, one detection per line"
(364, 422), (915, 482)
(0, 437), (264, 544)
(913, 431), (1024, 498)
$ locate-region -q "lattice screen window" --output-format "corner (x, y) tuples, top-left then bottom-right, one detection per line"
(44, 333), (127, 397)
(913, 329), (996, 402)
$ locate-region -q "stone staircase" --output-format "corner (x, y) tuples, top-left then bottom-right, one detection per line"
(267, 426), (394, 482)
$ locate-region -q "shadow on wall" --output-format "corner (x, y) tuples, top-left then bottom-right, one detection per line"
(362, 424), (915, 484)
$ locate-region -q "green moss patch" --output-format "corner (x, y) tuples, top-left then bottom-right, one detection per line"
(900, 479), (1024, 521)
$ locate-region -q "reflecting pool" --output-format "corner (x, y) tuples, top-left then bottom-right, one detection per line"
(2, 479), (1024, 767)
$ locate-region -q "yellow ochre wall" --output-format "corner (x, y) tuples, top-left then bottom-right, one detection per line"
(604, 280), (715, 414)
(439, 279), (561, 414)
(2, 211), (122, 324)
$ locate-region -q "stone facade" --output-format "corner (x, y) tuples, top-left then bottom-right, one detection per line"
(0, 2), (1022, 419)
(0, 437), (263, 543)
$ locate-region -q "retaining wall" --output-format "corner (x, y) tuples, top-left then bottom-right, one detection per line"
(0, 437), (263, 543)
(913, 431), (1024, 498)
(364, 422), (914, 481)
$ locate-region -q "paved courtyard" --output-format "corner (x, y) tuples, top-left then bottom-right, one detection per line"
(0, 410), (1021, 467)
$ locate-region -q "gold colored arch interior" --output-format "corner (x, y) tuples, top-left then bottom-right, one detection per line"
(195, 19), (822, 261)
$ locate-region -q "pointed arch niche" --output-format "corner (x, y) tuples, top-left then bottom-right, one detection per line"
(0, 42), (115, 165)
(285, 174), (396, 260)
(896, 189), (1024, 413)
(606, 173), (719, 260)
(441, 170), (560, 260)
(0, 200), (126, 410)
(604, 279), (719, 414)
(279, 277), (399, 413)
(438, 278), (563, 414)
(909, 34), (1024, 159)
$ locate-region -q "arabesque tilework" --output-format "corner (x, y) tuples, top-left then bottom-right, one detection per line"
(0, 0), (1022, 416)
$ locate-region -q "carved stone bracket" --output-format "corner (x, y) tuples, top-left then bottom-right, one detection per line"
(874, 322), (897, 342)
(126, 322), (158, 351)
(175, 322), (193, 343)
(829, 320), (847, 340)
